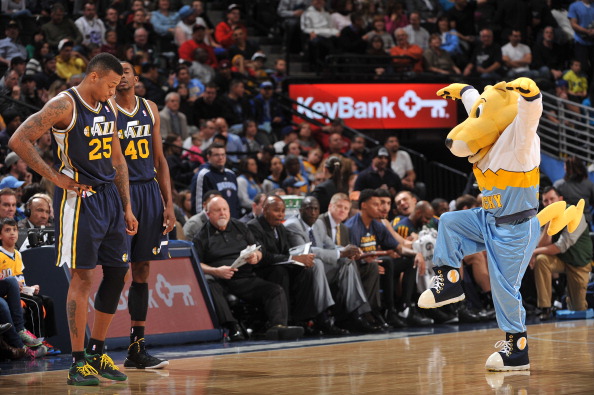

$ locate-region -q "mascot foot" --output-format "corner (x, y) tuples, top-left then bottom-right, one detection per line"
(485, 332), (530, 371)
(418, 266), (465, 308)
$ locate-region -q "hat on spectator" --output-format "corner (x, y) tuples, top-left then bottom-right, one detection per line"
(556, 79), (568, 88)
(281, 126), (297, 136)
(192, 24), (206, 32)
(0, 175), (24, 189)
(219, 59), (231, 69)
(227, 4), (241, 12)
(251, 51), (266, 61)
(10, 56), (25, 66)
(4, 152), (20, 168)
(260, 81), (273, 89)
(282, 176), (306, 189)
(373, 147), (390, 158)
(178, 5), (195, 19)
(6, 20), (19, 29)
(58, 38), (74, 51)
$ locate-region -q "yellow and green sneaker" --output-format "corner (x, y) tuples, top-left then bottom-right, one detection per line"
(67, 361), (99, 386)
(85, 352), (128, 381)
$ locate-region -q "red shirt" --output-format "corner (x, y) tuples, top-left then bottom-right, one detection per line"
(214, 21), (247, 48)
(178, 40), (218, 67)
(390, 44), (424, 72)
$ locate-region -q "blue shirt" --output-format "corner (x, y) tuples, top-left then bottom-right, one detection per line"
(568, 1), (594, 46)
(344, 212), (398, 253)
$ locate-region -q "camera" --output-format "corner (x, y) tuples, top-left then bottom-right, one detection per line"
(27, 228), (55, 249)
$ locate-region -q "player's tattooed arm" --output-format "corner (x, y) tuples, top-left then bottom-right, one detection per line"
(8, 97), (91, 193)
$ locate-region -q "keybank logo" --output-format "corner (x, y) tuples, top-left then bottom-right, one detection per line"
(296, 90), (449, 120)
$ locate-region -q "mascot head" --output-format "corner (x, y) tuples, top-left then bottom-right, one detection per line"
(445, 81), (519, 163)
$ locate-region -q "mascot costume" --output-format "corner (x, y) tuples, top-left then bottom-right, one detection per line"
(418, 77), (584, 371)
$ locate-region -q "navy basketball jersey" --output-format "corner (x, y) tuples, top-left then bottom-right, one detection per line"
(116, 96), (156, 182)
(51, 87), (117, 187)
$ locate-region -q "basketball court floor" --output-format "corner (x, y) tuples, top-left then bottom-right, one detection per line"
(1, 318), (593, 394)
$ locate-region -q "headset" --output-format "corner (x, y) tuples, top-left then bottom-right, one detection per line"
(24, 194), (51, 218)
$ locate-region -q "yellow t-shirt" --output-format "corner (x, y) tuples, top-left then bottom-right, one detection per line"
(563, 70), (588, 96)
(55, 56), (86, 81)
(0, 247), (25, 284)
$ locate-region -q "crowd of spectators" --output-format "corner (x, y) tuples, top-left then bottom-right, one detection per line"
(0, 0), (593, 344)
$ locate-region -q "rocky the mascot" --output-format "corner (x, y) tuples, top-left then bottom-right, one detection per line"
(418, 77), (584, 371)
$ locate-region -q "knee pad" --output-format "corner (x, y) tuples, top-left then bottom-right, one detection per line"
(128, 282), (149, 321)
(94, 266), (128, 315)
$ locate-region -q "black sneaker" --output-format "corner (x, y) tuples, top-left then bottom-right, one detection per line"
(485, 332), (530, 371)
(418, 266), (465, 308)
(124, 338), (169, 369)
(67, 360), (100, 386)
(85, 351), (128, 380)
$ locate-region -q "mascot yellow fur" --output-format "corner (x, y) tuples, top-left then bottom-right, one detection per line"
(417, 77), (584, 372)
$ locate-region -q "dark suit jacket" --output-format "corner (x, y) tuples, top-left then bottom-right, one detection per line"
(318, 212), (350, 247)
(310, 179), (337, 214)
(247, 215), (291, 267)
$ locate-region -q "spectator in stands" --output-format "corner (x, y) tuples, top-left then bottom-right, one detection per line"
(192, 85), (221, 126)
(345, 135), (371, 172)
(297, 123), (319, 154)
(160, 92), (190, 140)
(0, 20), (27, 68)
(179, 24), (218, 67)
(103, 7), (126, 44)
(33, 55), (59, 92)
(390, 28), (424, 73)
(41, 3), (83, 49)
(139, 62), (166, 106)
(284, 154), (310, 195)
(174, 5), (198, 47)
(17, 76), (42, 118)
(150, 0), (181, 53)
(125, 9), (155, 46)
(446, 0), (477, 55)
(563, 59), (588, 103)
(164, 134), (195, 188)
(25, 38), (50, 77)
(436, 15), (463, 61)
(228, 26), (260, 61)
(75, 2), (106, 51)
(311, 156), (351, 213)
(274, 126), (298, 155)
(325, 132), (346, 158)
(221, 79), (253, 132)
(384, 1), (409, 36)
(195, 196), (304, 341)
(262, 156), (285, 194)
(252, 81), (285, 135)
(403, 11), (430, 50)
(492, 0), (532, 42)
(247, 195), (337, 332)
(531, 25), (568, 83)
(131, 27), (156, 63)
(501, 29), (535, 79)
(277, 0), (310, 54)
(330, 0), (354, 32)
(354, 147), (402, 196)
(0, 69), (22, 114)
(463, 28), (502, 80)
(189, 48), (216, 84)
(214, 117), (245, 164)
(3, 152), (30, 187)
(423, 33), (461, 75)
(569, 0), (594, 77)
(55, 39), (87, 82)
(301, 0), (340, 71)
(366, 15), (394, 51)
(532, 186), (593, 320)
(285, 196), (382, 334)
(553, 156), (594, 225)
(193, 143), (241, 218)
(0, 188), (19, 220)
(242, 119), (263, 154)
(0, 111), (21, 146)
(237, 157), (263, 211)
(385, 136), (416, 191)
(303, 148), (323, 181)
(174, 64), (205, 103)
(337, 13), (368, 55)
(216, 4), (247, 49)
(100, 31), (118, 56)
(191, 0), (216, 40)
(183, 190), (223, 242)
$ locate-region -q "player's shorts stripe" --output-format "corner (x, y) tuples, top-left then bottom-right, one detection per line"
(55, 190), (67, 266)
(71, 193), (81, 268)
(56, 191), (78, 268)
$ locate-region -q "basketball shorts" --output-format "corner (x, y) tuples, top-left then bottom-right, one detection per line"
(129, 180), (169, 262)
(54, 182), (130, 269)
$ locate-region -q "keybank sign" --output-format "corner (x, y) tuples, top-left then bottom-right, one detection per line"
(289, 83), (458, 130)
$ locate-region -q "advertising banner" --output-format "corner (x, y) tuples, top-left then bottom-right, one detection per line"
(289, 83), (458, 130)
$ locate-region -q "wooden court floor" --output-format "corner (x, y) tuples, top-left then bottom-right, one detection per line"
(1, 320), (593, 394)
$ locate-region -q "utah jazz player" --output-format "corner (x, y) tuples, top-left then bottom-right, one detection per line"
(115, 61), (175, 369)
(9, 53), (138, 386)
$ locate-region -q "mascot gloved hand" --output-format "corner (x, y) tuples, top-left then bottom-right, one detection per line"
(417, 77), (583, 372)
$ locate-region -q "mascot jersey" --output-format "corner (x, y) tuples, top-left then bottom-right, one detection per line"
(461, 87), (541, 217)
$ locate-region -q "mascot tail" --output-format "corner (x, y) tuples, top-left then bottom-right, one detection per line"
(537, 199), (585, 235)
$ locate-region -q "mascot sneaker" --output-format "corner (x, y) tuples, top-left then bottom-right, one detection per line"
(418, 266), (465, 308)
(485, 332), (530, 371)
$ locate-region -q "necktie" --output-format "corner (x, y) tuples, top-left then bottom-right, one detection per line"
(335, 225), (341, 245)
(308, 228), (316, 247)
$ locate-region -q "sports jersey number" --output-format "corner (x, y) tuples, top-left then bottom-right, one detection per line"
(124, 139), (149, 160)
(89, 138), (112, 160)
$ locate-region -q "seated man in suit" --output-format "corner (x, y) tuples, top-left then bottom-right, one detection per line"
(195, 197), (303, 341)
(248, 196), (343, 334)
(284, 196), (382, 333)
